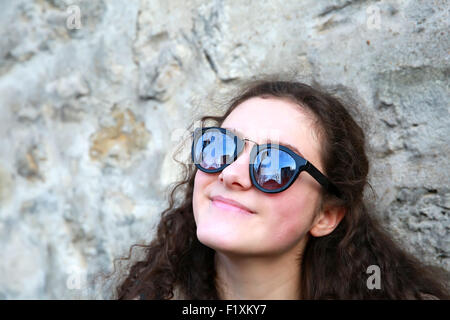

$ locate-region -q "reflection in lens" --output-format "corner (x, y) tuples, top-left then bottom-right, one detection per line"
(253, 148), (296, 190)
(194, 129), (236, 170)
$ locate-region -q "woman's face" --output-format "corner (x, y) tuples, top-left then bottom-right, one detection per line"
(192, 96), (325, 256)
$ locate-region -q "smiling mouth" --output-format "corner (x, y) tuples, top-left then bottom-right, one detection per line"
(211, 199), (254, 215)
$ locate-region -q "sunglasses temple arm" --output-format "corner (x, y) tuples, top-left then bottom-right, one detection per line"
(304, 162), (343, 199)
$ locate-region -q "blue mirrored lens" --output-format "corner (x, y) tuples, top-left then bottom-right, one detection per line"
(194, 129), (236, 170)
(253, 148), (296, 190)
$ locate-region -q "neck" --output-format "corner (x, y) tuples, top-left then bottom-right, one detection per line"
(214, 242), (305, 300)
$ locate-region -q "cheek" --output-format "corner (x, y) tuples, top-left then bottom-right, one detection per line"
(192, 171), (202, 219)
(192, 170), (213, 221)
(266, 191), (318, 244)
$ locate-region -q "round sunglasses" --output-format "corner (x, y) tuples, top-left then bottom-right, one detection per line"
(191, 126), (342, 198)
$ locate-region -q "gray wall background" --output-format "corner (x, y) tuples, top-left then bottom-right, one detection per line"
(0, 0), (448, 299)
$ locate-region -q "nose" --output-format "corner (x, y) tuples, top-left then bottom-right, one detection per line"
(219, 138), (256, 190)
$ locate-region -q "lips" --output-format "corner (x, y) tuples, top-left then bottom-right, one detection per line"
(210, 195), (255, 214)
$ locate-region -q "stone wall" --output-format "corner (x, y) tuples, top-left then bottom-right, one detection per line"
(0, 0), (448, 299)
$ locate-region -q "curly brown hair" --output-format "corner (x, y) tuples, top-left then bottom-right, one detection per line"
(107, 76), (449, 300)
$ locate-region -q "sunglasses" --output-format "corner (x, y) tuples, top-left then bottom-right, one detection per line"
(191, 126), (342, 198)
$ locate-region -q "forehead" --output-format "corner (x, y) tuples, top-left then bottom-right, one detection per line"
(221, 96), (322, 166)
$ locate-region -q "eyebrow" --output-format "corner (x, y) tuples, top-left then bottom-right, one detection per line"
(222, 127), (306, 159)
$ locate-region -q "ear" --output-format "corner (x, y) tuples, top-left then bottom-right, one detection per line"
(309, 204), (346, 237)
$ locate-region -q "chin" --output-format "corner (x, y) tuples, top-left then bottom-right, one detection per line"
(197, 233), (260, 259)
(196, 227), (241, 252)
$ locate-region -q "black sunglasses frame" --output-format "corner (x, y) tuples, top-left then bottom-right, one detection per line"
(191, 126), (342, 198)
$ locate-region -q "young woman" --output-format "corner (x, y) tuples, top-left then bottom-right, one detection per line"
(112, 78), (449, 299)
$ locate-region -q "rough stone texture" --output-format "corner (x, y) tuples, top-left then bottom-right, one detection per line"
(0, 0), (448, 299)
